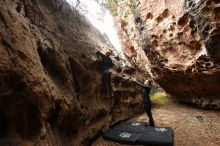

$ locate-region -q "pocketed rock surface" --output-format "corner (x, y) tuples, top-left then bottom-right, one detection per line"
(114, 0), (220, 109)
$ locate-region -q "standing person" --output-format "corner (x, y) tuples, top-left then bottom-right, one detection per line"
(96, 50), (113, 97)
(134, 79), (155, 127)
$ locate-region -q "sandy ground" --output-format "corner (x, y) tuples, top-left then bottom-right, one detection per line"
(92, 98), (220, 146)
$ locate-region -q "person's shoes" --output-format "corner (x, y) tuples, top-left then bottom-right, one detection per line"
(150, 124), (155, 127)
(149, 120), (155, 127)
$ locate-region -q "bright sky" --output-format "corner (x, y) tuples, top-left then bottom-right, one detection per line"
(66, 0), (122, 51)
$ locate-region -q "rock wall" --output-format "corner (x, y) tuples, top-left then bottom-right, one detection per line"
(0, 0), (144, 145)
(114, 0), (220, 109)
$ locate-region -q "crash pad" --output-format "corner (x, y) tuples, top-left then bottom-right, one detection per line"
(104, 129), (141, 145)
(137, 127), (173, 146)
(113, 121), (147, 133)
(103, 121), (173, 146)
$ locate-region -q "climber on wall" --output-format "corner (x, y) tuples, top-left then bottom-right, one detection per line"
(133, 78), (155, 127)
(96, 50), (114, 97)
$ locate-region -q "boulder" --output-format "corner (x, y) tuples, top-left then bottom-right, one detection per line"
(114, 0), (220, 109)
(0, 0), (144, 145)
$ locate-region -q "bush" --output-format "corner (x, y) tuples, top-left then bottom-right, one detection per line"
(150, 86), (167, 104)
(106, 0), (118, 16)
(150, 94), (168, 104)
(150, 86), (163, 96)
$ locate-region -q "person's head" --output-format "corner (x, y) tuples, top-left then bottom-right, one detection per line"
(106, 50), (112, 56)
(144, 79), (151, 87)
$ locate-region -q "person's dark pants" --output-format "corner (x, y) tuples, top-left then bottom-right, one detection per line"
(144, 102), (155, 127)
(101, 69), (112, 97)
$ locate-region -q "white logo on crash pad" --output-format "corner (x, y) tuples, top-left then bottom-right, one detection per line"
(119, 132), (132, 138)
(155, 128), (167, 132)
(131, 122), (141, 126)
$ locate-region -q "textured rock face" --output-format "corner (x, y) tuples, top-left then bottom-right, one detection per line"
(115, 0), (220, 109)
(0, 0), (143, 145)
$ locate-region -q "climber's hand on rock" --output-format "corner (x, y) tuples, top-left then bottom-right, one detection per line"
(131, 77), (136, 81)
(96, 51), (101, 55)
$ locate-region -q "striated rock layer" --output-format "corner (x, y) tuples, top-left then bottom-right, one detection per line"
(0, 0), (144, 145)
(114, 0), (220, 109)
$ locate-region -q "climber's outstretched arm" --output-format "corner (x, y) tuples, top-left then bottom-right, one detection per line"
(96, 51), (105, 59)
(133, 79), (145, 88)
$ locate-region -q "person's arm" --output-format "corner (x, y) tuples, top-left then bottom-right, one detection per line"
(134, 80), (145, 88)
(96, 51), (105, 59)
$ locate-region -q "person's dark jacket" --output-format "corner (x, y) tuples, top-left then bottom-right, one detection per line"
(135, 80), (151, 103)
(96, 51), (113, 70)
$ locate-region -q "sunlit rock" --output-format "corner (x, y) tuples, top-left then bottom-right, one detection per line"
(114, 0), (220, 109)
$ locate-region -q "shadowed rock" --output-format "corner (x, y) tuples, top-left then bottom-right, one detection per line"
(0, 0), (145, 145)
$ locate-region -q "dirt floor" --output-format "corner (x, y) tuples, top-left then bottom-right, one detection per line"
(92, 98), (220, 146)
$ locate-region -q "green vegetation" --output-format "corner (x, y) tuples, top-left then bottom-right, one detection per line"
(126, 0), (136, 14)
(150, 86), (163, 96)
(150, 94), (168, 104)
(150, 86), (168, 104)
(119, 10), (130, 21)
(106, 0), (137, 19)
(106, 0), (118, 16)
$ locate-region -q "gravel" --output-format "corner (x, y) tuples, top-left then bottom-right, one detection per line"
(93, 99), (220, 146)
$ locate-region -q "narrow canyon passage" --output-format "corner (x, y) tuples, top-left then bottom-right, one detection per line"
(0, 0), (220, 146)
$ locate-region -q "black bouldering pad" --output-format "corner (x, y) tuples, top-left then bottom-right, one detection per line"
(113, 121), (147, 133)
(137, 127), (173, 146)
(103, 121), (173, 146)
(104, 129), (141, 145)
